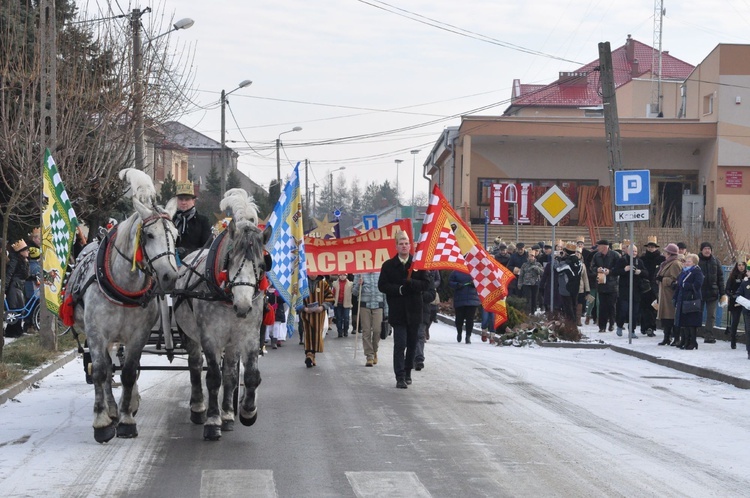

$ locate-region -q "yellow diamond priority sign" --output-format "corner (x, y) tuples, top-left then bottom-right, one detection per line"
(534, 185), (575, 225)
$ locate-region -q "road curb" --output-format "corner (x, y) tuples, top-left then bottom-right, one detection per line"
(0, 349), (79, 405)
(609, 344), (750, 390)
(436, 313), (750, 389)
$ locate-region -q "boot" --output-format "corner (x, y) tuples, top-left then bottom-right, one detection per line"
(657, 329), (670, 346)
(685, 328), (698, 350)
(676, 328), (686, 349)
(456, 331), (462, 343)
(481, 329), (488, 342)
(271, 337), (278, 349)
(576, 304), (583, 326)
(585, 316), (591, 325)
(465, 332), (471, 344)
(731, 331), (737, 349)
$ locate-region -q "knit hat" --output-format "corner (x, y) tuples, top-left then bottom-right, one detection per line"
(663, 243), (679, 255)
(516, 242), (525, 249)
(676, 242), (687, 250)
(498, 243), (507, 250)
(700, 241), (713, 251)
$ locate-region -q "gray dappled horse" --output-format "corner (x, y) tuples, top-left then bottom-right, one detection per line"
(66, 169), (178, 443)
(174, 189), (271, 441)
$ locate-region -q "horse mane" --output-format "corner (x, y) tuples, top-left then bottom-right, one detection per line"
(220, 189), (258, 224)
(119, 168), (157, 205)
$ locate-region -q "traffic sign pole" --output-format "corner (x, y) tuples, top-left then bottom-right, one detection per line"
(628, 222), (634, 344)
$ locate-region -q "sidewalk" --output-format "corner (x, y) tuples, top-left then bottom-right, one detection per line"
(439, 315), (750, 390)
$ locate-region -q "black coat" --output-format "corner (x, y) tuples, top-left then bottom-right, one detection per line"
(698, 253), (725, 302)
(174, 211), (213, 254)
(612, 254), (649, 302)
(590, 249), (620, 294)
(378, 255), (431, 327)
(674, 266), (704, 327)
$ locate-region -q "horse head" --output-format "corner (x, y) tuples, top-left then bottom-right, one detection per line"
(130, 194), (179, 293)
(218, 189), (271, 318)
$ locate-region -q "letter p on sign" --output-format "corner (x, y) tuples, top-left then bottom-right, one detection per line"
(614, 170), (651, 206)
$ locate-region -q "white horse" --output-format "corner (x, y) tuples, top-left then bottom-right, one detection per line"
(173, 189), (271, 440)
(66, 169), (179, 443)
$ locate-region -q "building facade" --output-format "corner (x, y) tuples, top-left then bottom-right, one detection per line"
(423, 37), (750, 252)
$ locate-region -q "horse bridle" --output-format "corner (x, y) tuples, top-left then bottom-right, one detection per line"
(217, 232), (264, 298)
(139, 213), (178, 274)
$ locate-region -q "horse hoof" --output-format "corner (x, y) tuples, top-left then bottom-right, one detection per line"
(94, 423), (117, 443)
(221, 419), (235, 432)
(116, 423), (138, 439)
(239, 411), (258, 427)
(203, 425), (221, 441)
(190, 410), (207, 425)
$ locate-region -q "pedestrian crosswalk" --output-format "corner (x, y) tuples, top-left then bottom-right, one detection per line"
(199, 470), (432, 497)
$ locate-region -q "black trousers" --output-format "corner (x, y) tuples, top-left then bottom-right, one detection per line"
(454, 306), (477, 337)
(392, 323), (419, 380)
(597, 292), (617, 331)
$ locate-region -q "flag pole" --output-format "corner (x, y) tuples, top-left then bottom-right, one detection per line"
(353, 278), (363, 359)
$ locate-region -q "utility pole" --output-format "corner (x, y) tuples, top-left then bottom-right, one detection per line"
(39, 0), (58, 350)
(305, 159), (310, 226)
(599, 41), (625, 242)
(312, 184), (317, 220)
(220, 89), (227, 195)
(131, 8), (147, 171)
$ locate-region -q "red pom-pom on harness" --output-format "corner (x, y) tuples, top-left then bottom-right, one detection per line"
(60, 294), (75, 327)
(258, 275), (270, 292)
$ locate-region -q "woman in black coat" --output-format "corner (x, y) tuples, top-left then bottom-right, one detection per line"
(673, 253), (704, 350)
(725, 261), (747, 349)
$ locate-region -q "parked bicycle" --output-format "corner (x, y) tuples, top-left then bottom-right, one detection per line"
(4, 286), (41, 334)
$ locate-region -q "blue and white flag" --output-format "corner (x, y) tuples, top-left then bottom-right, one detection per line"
(266, 163), (309, 338)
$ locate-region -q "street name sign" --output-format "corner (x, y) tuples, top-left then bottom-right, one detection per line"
(615, 209), (650, 222)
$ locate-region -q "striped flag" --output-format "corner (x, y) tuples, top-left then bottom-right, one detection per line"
(265, 163), (309, 338)
(42, 149), (78, 314)
(413, 185), (514, 328)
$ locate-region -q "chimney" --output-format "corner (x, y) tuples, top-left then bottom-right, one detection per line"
(625, 34), (634, 62)
(631, 58), (640, 77)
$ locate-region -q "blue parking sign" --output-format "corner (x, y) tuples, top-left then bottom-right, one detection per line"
(614, 170), (651, 206)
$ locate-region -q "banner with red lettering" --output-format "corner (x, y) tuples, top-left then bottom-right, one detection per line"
(304, 219), (413, 276)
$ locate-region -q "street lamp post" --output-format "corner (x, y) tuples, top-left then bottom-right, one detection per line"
(132, 10), (194, 171)
(220, 79), (252, 196)
(410, 149), (420, 223)
(276, 126), (303, 185)
(329, 166), (346, 218)
(394, 159), (403, 204)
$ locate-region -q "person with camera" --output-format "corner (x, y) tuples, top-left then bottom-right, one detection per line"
(590, 239), (620, 333)
(611, 241), (649, 338)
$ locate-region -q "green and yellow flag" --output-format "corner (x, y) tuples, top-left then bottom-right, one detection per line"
(42, 149), (78, 314)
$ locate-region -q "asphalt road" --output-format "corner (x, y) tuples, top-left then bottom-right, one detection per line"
(2, 322), (750, 497)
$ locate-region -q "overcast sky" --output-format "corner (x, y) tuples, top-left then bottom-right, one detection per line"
(83, 1), (750, 206)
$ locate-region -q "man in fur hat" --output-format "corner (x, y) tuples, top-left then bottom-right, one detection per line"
(173, 181), (212, 258)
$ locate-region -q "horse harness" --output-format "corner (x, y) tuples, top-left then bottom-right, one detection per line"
(69, 213), (176, 309)
(173, 229), (266, 312)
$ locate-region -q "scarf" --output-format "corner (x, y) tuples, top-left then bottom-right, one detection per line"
(174, 207), (196, 235)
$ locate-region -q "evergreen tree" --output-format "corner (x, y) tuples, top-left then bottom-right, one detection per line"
(206, 164), (222, 197)
(159, 172), (177, 204)
(349, 178), (363, 220)
(226, 169), (242, 190)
